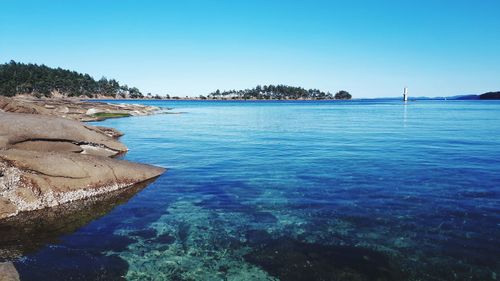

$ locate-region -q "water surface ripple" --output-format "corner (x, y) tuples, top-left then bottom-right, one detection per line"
(14, 100), (500, 280)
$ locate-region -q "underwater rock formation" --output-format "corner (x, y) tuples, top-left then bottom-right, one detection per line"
(0, 179), (155, 261)
(244, 238), (402, 281)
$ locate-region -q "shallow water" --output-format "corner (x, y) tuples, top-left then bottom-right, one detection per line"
(12, 100), (500, 280)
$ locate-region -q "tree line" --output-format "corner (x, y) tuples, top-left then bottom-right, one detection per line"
(206, 85), (351, 100)
(0, 60), (148, 98)
(0, 61), (352, 100)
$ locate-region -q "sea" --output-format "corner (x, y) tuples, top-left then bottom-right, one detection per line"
(8, 100), (500, 280)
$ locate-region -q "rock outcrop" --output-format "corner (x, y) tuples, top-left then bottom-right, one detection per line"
(0, 112), (127, 156)
(0, 111), (165, 220)
(0, 262), (19, 281)
(0, 149), (164, 219)
(0, 179), (155, 261)
(0, 96), (161, 121)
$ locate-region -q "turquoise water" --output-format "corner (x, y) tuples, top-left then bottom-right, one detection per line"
(12, 100), (500, 280)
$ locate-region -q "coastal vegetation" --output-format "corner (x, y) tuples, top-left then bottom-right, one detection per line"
(0, 61), (354, 101)
(334, 90), (352, 100)
(206, 85), (351, 100)
(0, 60), (149, 99)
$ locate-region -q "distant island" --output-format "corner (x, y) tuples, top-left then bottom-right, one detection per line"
(450, 92), (500, 100)
(372, 92), (500, 101)
(203, 85), (352, 100)
(0, 61), (159, 99)
(0, 61), (352, 101)
(478, 91), (500, 100)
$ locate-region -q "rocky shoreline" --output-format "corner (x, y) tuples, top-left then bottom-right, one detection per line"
(0, 96), (162, 121)
(0, 97), (166, 221)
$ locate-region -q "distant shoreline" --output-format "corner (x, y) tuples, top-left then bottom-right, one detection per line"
(86, 98), (353, 102)
(86, 97), (500, 102)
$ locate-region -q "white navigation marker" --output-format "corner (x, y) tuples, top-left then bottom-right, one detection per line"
(403, 87), (408, 102)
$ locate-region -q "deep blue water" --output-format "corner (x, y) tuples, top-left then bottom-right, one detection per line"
(13, 100), (500, 280)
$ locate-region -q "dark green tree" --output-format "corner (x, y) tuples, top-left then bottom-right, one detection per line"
(0, 61), (144, 98)
(207, 85), (347, 100)
(334, 90), (352, 100)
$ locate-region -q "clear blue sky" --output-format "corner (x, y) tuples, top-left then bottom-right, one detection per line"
(1, 0), (499, 98)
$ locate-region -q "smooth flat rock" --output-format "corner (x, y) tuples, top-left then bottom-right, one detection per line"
(0, 111), (127, 155)
(93, 126), (124, 138)
(11, 141), (83, 153)
(0, 262), (20, 281)
(0, 149), (165, 219)
(0, 96), (161, 122)
(0, 98), (51, 116)
(0, 110), (166, 221)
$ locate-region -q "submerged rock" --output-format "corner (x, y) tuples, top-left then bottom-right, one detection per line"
(0, 179), (156, 261)
(128, 228), (158, 239)
(244, 238), (403, 281)
(154, 233), (176, 245)
(15, 248), (128, 281)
